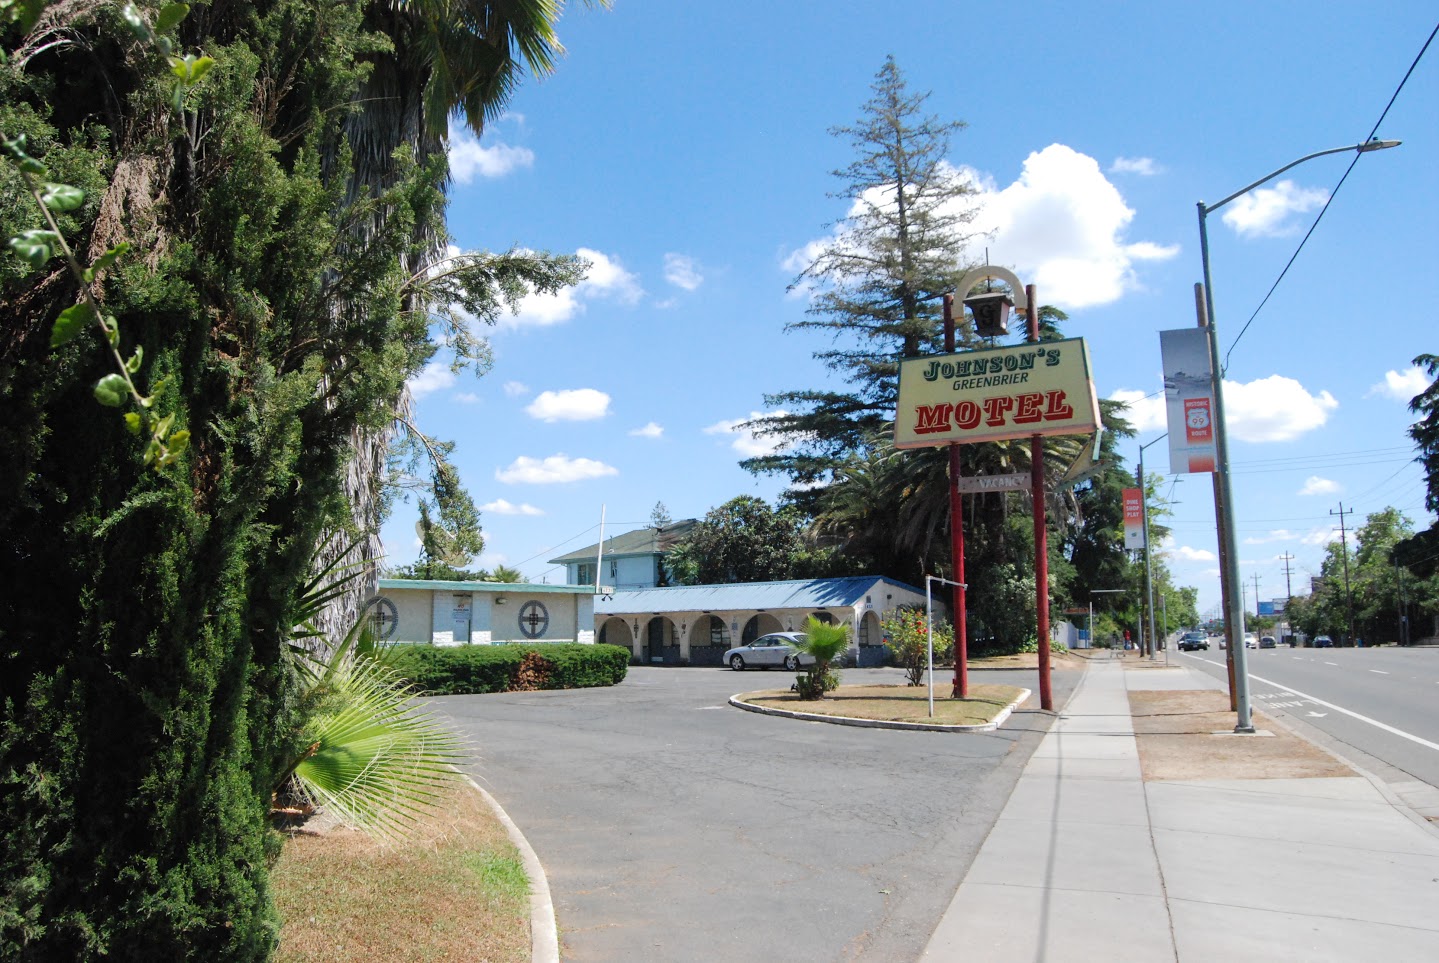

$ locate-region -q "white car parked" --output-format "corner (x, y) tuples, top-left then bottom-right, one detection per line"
(723, 632), (815, 671)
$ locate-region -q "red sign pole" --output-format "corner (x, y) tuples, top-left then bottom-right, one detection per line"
(1027, 285), (1053, 711)
(944, 295), (969, 699)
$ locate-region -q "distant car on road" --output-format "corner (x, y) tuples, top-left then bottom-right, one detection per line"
(724, 632), (815, 671)
(1313, 635), (1334, 648)
(1243, 632), (1258, 649)
(1178, 632), (1209, 652)
(1259, 635), (1277, 649)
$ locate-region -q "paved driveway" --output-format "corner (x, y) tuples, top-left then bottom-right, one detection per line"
(433, 665), (1077, 962)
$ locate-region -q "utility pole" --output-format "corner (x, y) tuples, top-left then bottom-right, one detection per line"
(1331, 502), (1357, 646)
(1252, 572), (1261, 628)
(1279, 552), (1295, 642)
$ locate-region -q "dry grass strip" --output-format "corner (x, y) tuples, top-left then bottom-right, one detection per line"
(741, 683), (1026, 727)
(1129, 688), (1353, 782)
(272, 782), (529, 963)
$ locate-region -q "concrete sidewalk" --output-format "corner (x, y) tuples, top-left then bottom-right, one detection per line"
(922, 658), (1439, 961)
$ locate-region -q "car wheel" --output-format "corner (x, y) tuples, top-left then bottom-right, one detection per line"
(784, 655), (799, 671)
(729, 655), (744, 670)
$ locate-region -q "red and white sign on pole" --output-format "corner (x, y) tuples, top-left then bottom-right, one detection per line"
(1161, 328), (1217, 473)
(1122, 487), (1145, 549)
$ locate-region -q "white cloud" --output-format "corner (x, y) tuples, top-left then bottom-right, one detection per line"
(1301, 527), (1339, 546)
(447, 125), (535, 183)
(964, 145), (1179, 309)
(407, 361), (455, 399)
(1172, 545), (1217, 561)
(525, 388), (611, 422)
(1220, 180), (1328, 237)
(629, 421), (664, 439)
(1225, 375), (1337, 442)
(495, 455), (619, 485)
(1244, 530), (1300, 545)
(782, 145), (1176, 309)
(1110, 156), (1160, 176)
(455, 392), (480, 404)
(503, 381), (530, 397)
(502, 247), (643, 329)
(663, 253), (703, 291)
(481, 499), (544, 517)
(1367, 365), (1429, 401)
(1108, 389), (1167, 432)
(704, 411), (791, 458)
(1298, 476), (1340, 496)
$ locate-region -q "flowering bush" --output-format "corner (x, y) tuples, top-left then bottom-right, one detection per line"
(882, 608), (955, 686)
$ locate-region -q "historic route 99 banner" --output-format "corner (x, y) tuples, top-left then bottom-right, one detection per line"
(894, 337), (1102, 448)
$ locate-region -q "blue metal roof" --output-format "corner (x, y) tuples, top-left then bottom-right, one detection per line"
(594, 576), (922, 614)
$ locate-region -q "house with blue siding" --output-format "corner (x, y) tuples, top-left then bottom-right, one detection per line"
(548, 520), (698, 591)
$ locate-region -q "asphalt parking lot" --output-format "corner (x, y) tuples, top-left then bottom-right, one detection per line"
(433, 664), (1080, 962)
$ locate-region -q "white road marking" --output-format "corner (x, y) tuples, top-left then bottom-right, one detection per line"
(1188, 656), (1439, 751)
(1369, 669), (1390, 674)
(1243, 671), (1439, 754)
(1325, 661), (1338, 666)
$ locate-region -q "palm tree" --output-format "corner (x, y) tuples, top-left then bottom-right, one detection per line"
(791, 616), (851, 699)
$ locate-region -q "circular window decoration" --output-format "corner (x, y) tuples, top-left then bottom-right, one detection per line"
(518, 600), (550, 639)
(365, 596), (399, 640)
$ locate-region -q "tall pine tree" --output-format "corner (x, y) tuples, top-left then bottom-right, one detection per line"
(744, 56), (980, 487)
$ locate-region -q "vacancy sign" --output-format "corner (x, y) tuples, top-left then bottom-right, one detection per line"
(1122, 487), (1145, 549)
(1160, 328), (1217, 473)
(895, 337), (1101, 448)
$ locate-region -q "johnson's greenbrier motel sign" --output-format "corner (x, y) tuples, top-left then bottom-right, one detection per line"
(894, 337), (1101, 448)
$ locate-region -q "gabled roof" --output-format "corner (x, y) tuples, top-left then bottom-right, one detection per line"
(549, 520), (698, 565)
(594, 575), (923, 614)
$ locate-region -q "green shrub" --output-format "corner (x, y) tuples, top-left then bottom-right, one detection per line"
(882, 608), (954, 685)
(386, 644), (630, 696)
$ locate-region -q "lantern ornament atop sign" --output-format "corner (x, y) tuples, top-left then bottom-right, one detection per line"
(965, 290), (1013, 338)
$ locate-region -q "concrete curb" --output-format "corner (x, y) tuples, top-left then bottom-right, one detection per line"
(728, 687), (1033, 732)
(462, 775), (559, 963)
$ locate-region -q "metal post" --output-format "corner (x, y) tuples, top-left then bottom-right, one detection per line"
(1137, 440), (1163, 662)
(1027, 285), (1053, 711)
(1196, 139), (1399, 728)
(943, 294), (968, 698)
(1198, 205), (1255, 732)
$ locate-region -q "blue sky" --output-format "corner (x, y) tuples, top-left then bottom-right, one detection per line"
(384, 1), (1439, 619)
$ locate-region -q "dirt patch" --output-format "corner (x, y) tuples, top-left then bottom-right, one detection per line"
(272, 782), (529, 963)
(740, 683), (1026, 727)
(1128, 689), (1353, 782)
(967, 648), (1086, 669)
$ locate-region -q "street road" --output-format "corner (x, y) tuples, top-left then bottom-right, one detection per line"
(1176, 647), (1439, 790)
(432, 664), (1078, 962)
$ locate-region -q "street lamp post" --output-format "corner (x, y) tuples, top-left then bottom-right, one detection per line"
(1197, 138), (1399, 732)
(1138, 434), (1167, 661)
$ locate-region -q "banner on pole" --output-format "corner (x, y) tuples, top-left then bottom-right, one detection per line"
(1123, 487), (1145, 549)
(1160, 328), (1217, 474)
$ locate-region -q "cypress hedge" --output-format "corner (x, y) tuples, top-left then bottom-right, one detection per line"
(387, 644), (631, 696)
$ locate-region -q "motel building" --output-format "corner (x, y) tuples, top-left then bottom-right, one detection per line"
(594, 576), (935, 667)
(370, 578), (598, 645)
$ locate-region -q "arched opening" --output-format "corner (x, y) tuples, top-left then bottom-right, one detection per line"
(808, 611), (836, 626)
(859, 610), (886, 667)
(644, 616), (680, 664)
(741, 613), (783, 644)
(598, 617), (636, 662)
(688, 615), (730, 666)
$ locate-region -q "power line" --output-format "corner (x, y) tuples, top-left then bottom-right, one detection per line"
(1224, 20), (1438, 364)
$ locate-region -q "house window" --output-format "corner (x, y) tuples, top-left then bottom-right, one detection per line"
(576, 563), (595, 585)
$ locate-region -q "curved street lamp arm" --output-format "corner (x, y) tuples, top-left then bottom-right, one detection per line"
(1202, 140), (1400, 214)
